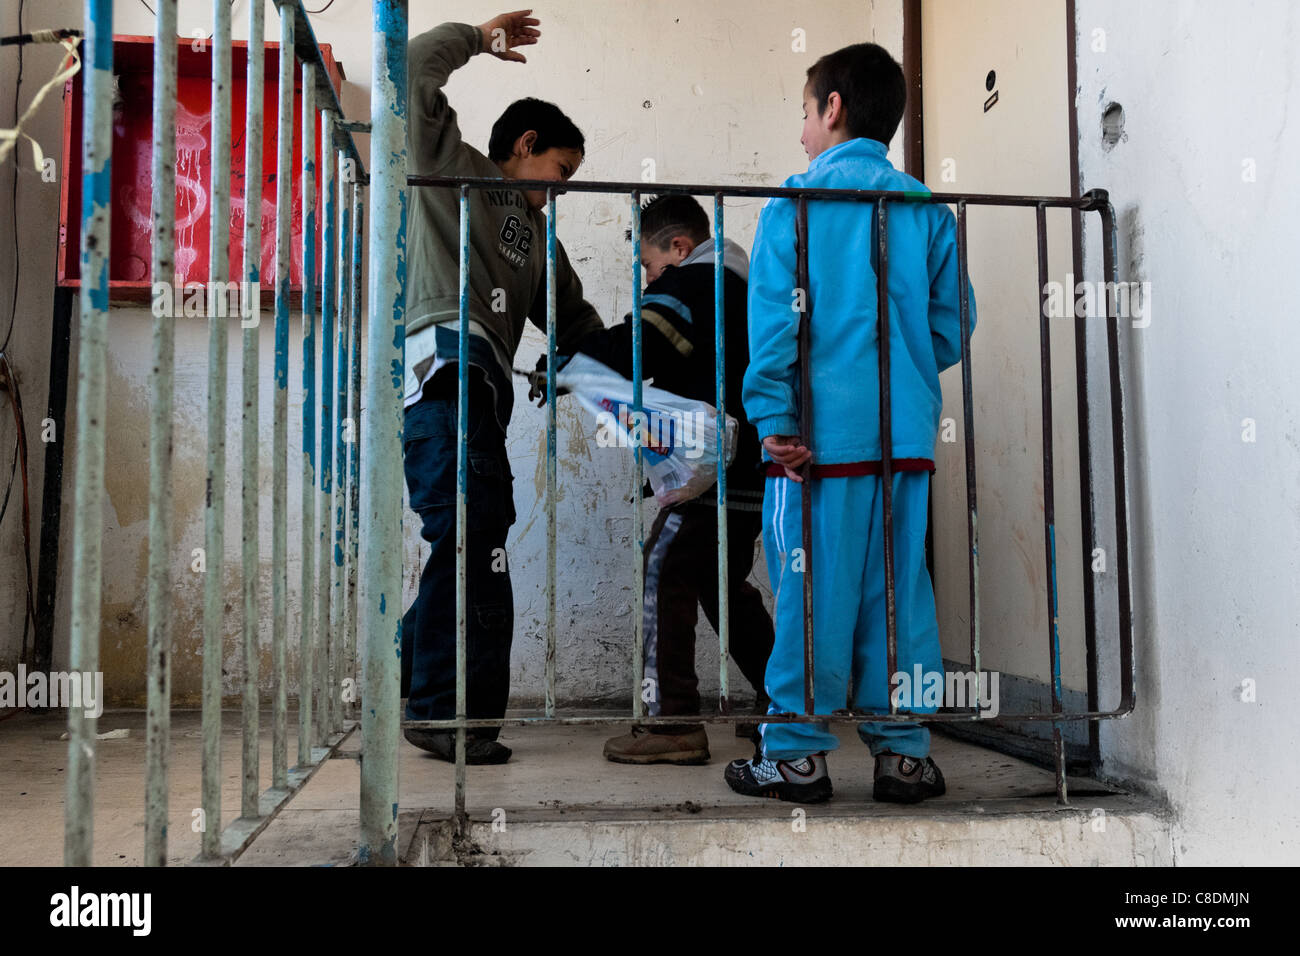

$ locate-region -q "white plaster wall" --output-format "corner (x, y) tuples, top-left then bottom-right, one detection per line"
(921, 0), (1087, 694)
(0, 0), (83, 677)
(1, 0), (904, 705)
(1073, 0), (1300, 863)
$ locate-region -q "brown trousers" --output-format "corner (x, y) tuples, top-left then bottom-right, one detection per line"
(642, 503), (774, 730)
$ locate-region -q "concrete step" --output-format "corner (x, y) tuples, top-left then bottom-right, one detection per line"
(238, 719), (1172, 866)
(409, 794), (1171, 866)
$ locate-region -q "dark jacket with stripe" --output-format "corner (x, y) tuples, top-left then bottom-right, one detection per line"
(571, 238), (764, 510)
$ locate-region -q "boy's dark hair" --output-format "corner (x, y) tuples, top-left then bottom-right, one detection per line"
(488, 97), (585, 163)
(624, 195), (710, 249)
(805, 43), (906, 146)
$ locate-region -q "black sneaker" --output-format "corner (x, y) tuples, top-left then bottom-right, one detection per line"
(872, 752), (945, 803)
(403, 727), (512, 765)
(723, 749), (832, 803)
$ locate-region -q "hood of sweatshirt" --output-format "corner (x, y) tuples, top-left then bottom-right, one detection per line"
(678, 236), (750, 282)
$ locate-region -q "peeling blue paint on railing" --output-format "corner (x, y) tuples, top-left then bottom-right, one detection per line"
(64, 0), (114, 868)
(239, 0), (265, 827)
(144, 0), (178, 868)
(200, 0), (232, 862)
(64, 0), (368, 868)
(357, 0), (407, 866)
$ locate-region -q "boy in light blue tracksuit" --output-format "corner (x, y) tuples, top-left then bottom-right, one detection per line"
(724, 42), (976, 804)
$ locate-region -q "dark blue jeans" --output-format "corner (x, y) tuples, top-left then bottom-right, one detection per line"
(400, 369), (515, 737)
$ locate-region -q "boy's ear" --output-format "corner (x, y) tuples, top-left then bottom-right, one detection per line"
(670, 235), (695, 259)
(823, 91), (843, 129)
(515, 129), (537, 156)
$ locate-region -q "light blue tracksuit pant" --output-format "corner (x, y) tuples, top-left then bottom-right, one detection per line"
(759, 470), (941, 760)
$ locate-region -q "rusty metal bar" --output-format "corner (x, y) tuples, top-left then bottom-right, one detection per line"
(955, 201), (981, 704)
(410, 175), (1109, 209)
(271, 0), (295, 799)
(64, 0), (113, 867)
(1036, 204), (1067, 804)
(713, 193), (730, 715)
(200, 0), (232, 860)
(358, 0), (407, 866)
(454, 185), (470, 832)
(1088, 189), (1136, 714)
(297, 62), (318, 771)
(545, 188), (558, 719)
(346, 183), (364, 723)
(239, 0), (265, 822)
(333, 142), (350, 735)
(144, 0), (177, 868)
(794, 196), (814, 716)
(876, 198), (898, 712)
(318, 104), (336, 750)
(630, 191), (645, 720)
(404, 708), (1123, 729)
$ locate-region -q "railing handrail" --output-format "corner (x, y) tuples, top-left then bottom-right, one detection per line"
(409, 174), (1110, 210)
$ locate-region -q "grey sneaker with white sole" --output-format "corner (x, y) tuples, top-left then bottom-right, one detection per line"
(873, 752), (946, 803)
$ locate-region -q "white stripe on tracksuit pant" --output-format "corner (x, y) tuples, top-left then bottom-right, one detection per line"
(759, 471), (940, 760)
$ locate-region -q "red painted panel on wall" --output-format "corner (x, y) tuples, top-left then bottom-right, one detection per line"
(58, 36), (346, 304)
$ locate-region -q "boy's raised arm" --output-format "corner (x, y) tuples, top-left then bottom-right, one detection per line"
(408, 11), (540, 175)
(926, 209), (977, 373)
(742, 199), (803, 443)
(407, 22), (482, 176)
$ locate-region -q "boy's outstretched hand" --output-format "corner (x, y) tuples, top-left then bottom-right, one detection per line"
(763, 434), (811, 482)
(477, 10), (541, 63)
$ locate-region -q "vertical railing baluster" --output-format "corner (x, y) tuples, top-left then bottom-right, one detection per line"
(306, 87), (325, 754)
(713, 195), (729, 716)
(271, 4), (295, 794)
(454, 186), (470, 832)
(544, 189), (558, 718)
(318, 105), (337, 749)
(144, 0), (178, 867)
(298, 61), (318, 771)
(629, 192), (645, 720)
(65, 0), (114, 867)
(955, 201), (980, 703)
(201, 0), (232, 859)
(794, 197), (814, 715)
(1036, 203), (1067, 804)
(1092, 192), (1136, 715)
(334, 143), (350, 733)
(240, 0), (265, 822)
(358, 0), (407, 865)
(347, 183), (364, 723)
(876, 199), (897, 712)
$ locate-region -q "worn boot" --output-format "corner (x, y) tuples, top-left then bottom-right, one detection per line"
(603, 725), (710, 765)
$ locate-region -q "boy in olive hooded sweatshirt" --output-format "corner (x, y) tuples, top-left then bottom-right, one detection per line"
(400, 11), (604, 764)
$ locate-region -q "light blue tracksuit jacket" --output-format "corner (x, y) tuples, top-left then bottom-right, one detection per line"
(743, 137), (976, 760)
(743, 137), (974, 459)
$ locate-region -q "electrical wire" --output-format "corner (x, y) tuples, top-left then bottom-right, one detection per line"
(2, 0), (23, 355)
(0, 353), (37, 663)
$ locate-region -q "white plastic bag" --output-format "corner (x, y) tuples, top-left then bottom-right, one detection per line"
(556, 354), (738, 506)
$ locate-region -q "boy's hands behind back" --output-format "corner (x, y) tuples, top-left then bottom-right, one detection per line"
(477, 10), (541, 63)
(763, 434), (811, 482)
